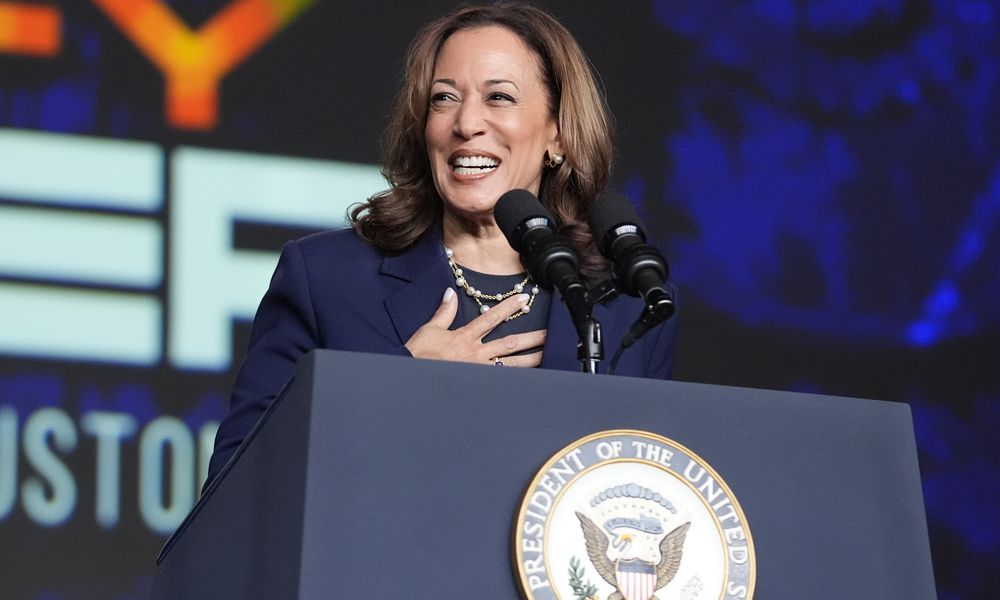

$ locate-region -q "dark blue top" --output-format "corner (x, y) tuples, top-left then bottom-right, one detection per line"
(452, 266), (551, 343)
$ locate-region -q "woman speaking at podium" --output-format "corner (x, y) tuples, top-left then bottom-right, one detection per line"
(206, 2), (678, 485)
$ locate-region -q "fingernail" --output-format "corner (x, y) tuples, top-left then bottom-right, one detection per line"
(443, 288), (455, 302)
(517, 293), (530, 305)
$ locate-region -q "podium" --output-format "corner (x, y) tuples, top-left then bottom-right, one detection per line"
(152, 350), (936, 599)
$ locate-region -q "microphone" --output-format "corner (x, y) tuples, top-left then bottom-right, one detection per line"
(495, 189), (602, 373)
(588, 192), (674, 353)
(588, 192), (674, 314)
(494, 189), (589, 318)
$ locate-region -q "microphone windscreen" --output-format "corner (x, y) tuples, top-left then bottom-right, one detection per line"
(494, 189), (554, 250)
(587, 192), (645, 242)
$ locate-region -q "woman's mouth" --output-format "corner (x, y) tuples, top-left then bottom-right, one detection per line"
(451, 155), (500, 176)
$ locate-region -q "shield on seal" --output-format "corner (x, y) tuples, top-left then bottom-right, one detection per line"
(615, 558), (657, 600)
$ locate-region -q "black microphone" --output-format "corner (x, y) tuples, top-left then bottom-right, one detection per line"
(494, 189), (590, 324)
(495, 189), (602, 373)
(588, 192), (674, 311)
(588, 192), (674, 351)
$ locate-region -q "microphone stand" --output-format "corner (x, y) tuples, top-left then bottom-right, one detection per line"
(581, 277), (674, 375)
(564, 269), (671, 375)
(561, 281), (603, 374)
(578, 317), (603, 374)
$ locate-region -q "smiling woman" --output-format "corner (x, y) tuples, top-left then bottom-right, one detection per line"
(424, 26), (561, 226)
(205, 2), (678, 487)
(351, 2), (614, 282)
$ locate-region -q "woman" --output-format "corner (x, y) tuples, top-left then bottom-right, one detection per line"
(206, 2), (678, 485)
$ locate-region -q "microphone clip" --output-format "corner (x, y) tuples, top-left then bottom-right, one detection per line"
(586, 277), (620, 306)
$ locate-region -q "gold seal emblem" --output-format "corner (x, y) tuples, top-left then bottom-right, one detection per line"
(514, 430), (755, 600)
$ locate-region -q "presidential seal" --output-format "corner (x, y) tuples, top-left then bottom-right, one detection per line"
(514, 430), (755, 600)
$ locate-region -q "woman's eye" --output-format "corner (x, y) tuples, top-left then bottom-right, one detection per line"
(488, 92), (515, 103)
(431, 92), (456, 103)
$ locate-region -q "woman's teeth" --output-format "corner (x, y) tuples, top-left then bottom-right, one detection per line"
(452, 156), (498, 175)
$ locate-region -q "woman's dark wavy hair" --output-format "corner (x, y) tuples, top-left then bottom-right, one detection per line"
(349, 1), (615, 282)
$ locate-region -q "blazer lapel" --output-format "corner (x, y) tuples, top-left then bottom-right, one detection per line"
(382, 230), (455, 345)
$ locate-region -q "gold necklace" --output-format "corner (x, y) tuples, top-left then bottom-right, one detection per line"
(445, 245), (540, 321)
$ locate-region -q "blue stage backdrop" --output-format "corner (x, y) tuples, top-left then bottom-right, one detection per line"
(0, 1), (997, 599)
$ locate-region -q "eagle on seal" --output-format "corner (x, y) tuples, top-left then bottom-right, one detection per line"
(576, 511), (690, 600)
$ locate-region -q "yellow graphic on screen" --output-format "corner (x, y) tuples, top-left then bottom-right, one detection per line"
(91, 0), (314, 130)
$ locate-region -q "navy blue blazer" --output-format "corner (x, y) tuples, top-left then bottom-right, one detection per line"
(207, 227), (678, 483)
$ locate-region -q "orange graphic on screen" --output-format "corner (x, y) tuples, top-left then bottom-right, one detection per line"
(91, 0), (314, 130)
(0, 2), (61, 57)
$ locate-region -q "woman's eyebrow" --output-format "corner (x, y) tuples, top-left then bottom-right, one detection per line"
(486, 78), (519, 90)
(431, 78), (520, 90)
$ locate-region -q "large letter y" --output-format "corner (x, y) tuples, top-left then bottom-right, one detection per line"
(92, 0), (314, 130)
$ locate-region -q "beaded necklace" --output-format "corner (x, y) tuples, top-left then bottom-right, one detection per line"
(444, 245), (539, 321)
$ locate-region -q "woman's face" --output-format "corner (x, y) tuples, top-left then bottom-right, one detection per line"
(425, 26), (560, 223)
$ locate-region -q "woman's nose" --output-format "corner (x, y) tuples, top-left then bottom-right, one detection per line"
(453, 99), (487, 139)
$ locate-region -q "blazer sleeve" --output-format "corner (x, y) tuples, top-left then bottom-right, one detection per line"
(206, 240), (321, 485)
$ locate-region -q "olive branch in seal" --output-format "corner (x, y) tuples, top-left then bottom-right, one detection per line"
(568, 556), (600, 600)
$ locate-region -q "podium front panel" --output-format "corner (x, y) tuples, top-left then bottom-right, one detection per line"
(154, 350), (935, 600)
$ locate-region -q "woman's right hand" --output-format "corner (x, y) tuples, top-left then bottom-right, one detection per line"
(404, 288), (546, 367)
